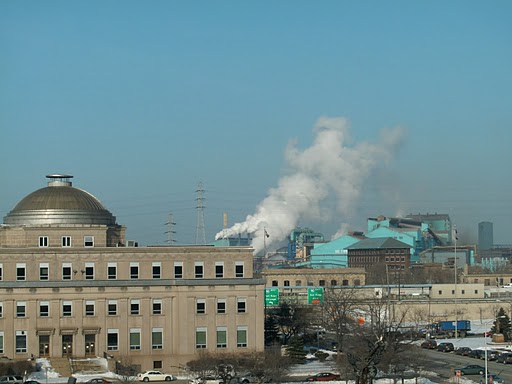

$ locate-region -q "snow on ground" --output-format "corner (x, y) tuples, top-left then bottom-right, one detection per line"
(27, 320), (504, 384)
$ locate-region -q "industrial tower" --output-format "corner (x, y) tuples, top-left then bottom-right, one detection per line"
(195, 182), (206, 245)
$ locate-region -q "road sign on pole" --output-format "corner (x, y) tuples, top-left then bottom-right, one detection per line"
(308, 288), (324, 304)
(265, 288), (279, 306)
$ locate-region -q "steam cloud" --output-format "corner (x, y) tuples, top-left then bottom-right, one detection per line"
(215, 116), (405, 254)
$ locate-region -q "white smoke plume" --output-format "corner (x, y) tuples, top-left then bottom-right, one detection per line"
(215, 116), (405, 254)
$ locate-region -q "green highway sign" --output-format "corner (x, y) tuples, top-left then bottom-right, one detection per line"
(265, 288), (279, 306)
(308, 288), (324, 304)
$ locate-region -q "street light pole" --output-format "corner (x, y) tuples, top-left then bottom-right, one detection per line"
(484, 327), (488, 383)
(454, 225), (458, 340)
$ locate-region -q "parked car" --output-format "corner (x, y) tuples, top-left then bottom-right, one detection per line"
(455, 365), (487, 376)
(497, 352), (512, 364)
(421, 340), (437, 349)
(469, 350), (485, 359)
(437, 342), (455, 352)
(0, 376), (23, 384)
(85, 380), (112, 384)
(23, 381), (41, 384)
(455, 347), (472, 356)
(480, 374), (504, 384)
(485, 350), (500, 361)
(137, 371), (177, 382)
(236, 376), (271, 384)
(306, 373), (341, 381)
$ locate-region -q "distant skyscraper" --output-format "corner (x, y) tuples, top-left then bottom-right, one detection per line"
(478, 221), (494, 250)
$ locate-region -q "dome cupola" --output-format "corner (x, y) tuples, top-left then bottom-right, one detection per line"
(3, 174), (117, 226)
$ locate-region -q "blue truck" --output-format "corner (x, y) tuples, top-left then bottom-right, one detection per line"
(429, 320), (471, 338)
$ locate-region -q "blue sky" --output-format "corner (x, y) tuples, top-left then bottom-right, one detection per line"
(1, 1), (511, 248)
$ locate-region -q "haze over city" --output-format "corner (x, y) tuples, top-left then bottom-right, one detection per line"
(2, 1), (511, 248)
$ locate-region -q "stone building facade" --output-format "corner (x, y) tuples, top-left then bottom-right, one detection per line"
(0, 175), (265, 372)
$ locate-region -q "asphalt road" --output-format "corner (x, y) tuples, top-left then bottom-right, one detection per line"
(420, 347), (512, 383)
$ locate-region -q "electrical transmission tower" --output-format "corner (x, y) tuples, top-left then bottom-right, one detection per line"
(165, 212), (176, 244)
(195, 182), (206, 245)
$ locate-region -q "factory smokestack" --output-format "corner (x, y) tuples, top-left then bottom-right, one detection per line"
(215, 116), (405, 255)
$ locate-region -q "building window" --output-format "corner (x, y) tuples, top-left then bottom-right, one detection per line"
(0, 263), (2, 281)
(152, 299), (162, 315)
(85, 301), (95, 316)
(237, 298), (246, 314)
(85, 263), (94, 280)
(195, 262), (204, 278)
(39, 263), (49, 281)
(272, 280), (278, 286)
(284, 280), (290, 286)
(475, 290), (479, 294)
(152, 262), (161, 279)
(354, 279), (361, 286)
(331, 280), (337, 286)
(217, 327), (227, 348)
(107, 329), (118, 351)
(0, 331), (3, 354)
(108, 300), (117, 316)
(196, 299), (206, 314)
(15, 331), (27, 353)
(438, 290), (442, 295)
(319, 280), (325, 286)
(130, 263), (139, 279)
(39, 301), (49, 317)
(452, 290), (455, 295)
(152, 328), (163, 350)
(237, 327), (247, 348)
(130, 328), (141, 350)
(62, 263), (72, 280)
(16, 263), (26, 281)
(107, 263), (117, 280)
(0, 302), (3, 318)
(62, 236), (71, 247)
(153, 361), (162, 369)
(295, 280), (302, 286)
(16, 301), (26, 318)
(215, 262), (224, 278)
(196, 327), (207, 349)
(62, 301), (72, 317)
(39, 236), (49, 247)
(461, 290), (465, 295)
(130, 300), (140, 315)
(174, 262), (183, 279)
(84, 236), (94, 247)
(217, 299), (226, 314)
(235, 262), (244, 278)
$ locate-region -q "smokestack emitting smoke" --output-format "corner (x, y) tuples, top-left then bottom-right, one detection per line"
(215, 116), (405, 254)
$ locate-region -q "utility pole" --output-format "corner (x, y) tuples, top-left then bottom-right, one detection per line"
(454, 225), (458, 339)
(165, 213), (176, 244)
(195, 182), (206, 245)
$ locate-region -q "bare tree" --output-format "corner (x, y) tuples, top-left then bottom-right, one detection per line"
(186, 350), (291, 384)
(321, 286), (361, 351)
(337, 295), (416, 384)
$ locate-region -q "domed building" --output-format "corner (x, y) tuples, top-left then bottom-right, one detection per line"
(0, 175), (264, 374)
(1, 174), (125, 248)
